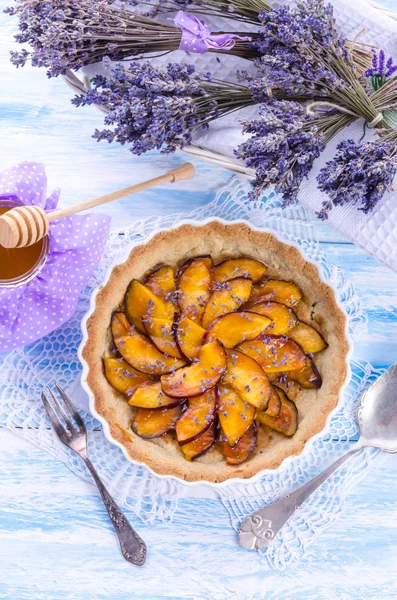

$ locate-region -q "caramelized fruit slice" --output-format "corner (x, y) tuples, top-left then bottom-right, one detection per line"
(246, 301), (298, 335)
(212, 258), (267, 284)
(287, 321), (327, 354)
(128, 381), (184, 409)
(177, 256), (212, 324)
(239, 334), (307, 373)
(112, 312), (185, 375)
(103, 357), (152, 397)
(145, 265), (176, 301)
(288, 356), (322, 388)
(204, 311), (271, 348)
(250, 279), (303, 306)
(263, 386), (281, 418)
(132, 405), (182, 439)
(267, 373), (301, 401)
(125, 280), (174, 333)
(181, 422), (216, 461)
(161, 340), (226, 397)
(144, 316), (183, 359)
(202, 278), (252, 330)
(176, 388), (217, 445)
(173, 313), (205, 362)
(223, 349), (271, 411)
(217, 385), (256, 446)
(221, 422), (257, 465)
(256, 387), (298, 436)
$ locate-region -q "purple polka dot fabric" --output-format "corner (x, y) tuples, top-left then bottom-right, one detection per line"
(0, 162), (111, 352)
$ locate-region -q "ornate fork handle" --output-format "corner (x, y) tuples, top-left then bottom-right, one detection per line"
(83, 456), (147, 565)
(239, 445), (363, 550)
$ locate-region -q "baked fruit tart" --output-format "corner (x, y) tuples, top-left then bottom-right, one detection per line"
(82, 221), (349, 483)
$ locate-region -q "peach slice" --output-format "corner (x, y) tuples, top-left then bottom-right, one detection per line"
(217, 384), (256, 446)
(173, 313), (205, 362)
(177, 256), (212, 324)
(176, 388), (217, 445)
(161, 340), (226, 397)
(132, 405), (182, 439)
(288, 356), (322, 388)
(128, 381), (184, 409)
(145, 265), (176, 302)
(112, 312), (185, 375)
(263, 386), (281, 418)
(181, 422), (217, 461)
(204, 311), (271, 348)
(287, 321), (327, 354)
(250, 279), (303, 306)
(103, 357), (152, 397)
(212, 258), (267, 284)
(267, 373), (301, 401)
(246, 301), (298, 335)
(221, 422), (257, 465)
(223, 349), (271, 411)
(256, 387), (298, 436)
(125, 279), (174, 333)
(239, 334), (307, 373)
(144, 316), (183, 359)
(201, 277), (252, 330)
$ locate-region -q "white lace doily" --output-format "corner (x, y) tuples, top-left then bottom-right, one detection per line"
(0, 177), (385, 566)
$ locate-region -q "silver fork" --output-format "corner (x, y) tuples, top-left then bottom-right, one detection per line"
(41, 384), (147, 566)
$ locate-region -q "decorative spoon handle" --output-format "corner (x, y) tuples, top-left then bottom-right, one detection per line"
(239, 445), (363, 550)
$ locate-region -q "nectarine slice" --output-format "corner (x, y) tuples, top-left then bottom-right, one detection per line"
(161, 340), (226, 397)
(103, 357), (152, 397)
(256, 387), (298, 436)
(145, 265), (176, 302)
(287, 321), (327, 354)
(177, 256), (212, 324)
(201, 277), (252, 330)
(250, 279), (303, 306)
(176, 388), (217, 445)
(132, 405), (182, 439)
(267, 373), (301, 401)
(112, 312), (185, 375)
(181, 422), (216, 461)
(288, 356), (322, 388)
(217, 384), (255, 446)
(246, 301), (298, 335)
(125, 279), (174, 333)
(173, 313), (205, 362)
(144, 316), (183, 359)
(212, 258), (267, 284)
(223, 349), (271, 411)
(221, 422), (257, 465)
(204, 311), (271, 348)
(263, 386), (281, 418)
(128, 381), (184, 409)
(239, 334), (307, 373)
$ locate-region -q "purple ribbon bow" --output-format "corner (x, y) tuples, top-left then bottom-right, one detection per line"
(174, 11), (251, 54)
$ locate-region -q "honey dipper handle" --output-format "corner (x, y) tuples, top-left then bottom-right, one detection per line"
(47, 163), (195, 223)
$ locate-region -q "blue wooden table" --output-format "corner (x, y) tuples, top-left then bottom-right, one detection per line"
(1, 7), (397, 599)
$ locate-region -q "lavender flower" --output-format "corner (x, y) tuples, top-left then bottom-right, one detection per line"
(236, 100), (325, 202)
(250, 0), (348, 96)
(316, 139), (397, 218)
(365, 50), (397, 90)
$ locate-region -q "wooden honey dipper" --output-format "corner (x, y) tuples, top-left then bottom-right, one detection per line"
(0, 162), (195, 249)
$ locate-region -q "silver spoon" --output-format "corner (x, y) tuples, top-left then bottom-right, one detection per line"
(239, 362), (397, 550)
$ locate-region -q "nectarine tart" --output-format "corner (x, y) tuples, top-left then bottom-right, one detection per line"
(82, 221), (349, 483)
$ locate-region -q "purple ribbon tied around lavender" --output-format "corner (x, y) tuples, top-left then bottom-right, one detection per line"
(174, 11), (251, 54)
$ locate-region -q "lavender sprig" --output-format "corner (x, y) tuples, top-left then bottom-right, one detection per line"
(365, 50), (397, 91)
(317, 138), (397, 218)
(236, 100), (325, 202)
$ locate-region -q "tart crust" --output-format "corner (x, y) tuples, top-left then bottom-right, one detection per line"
(82, 221), (349, 483)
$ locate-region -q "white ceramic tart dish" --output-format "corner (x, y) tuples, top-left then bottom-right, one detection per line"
(80, 220), (350, 484)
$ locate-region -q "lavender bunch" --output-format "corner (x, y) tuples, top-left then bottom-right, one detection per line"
(317, 138), (397, 218)
(72, 61), (257, 154)
(236, 100), (325, 202)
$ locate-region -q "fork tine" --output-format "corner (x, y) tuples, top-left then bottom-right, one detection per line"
(41, 391), (65, 437)
(48, 388), (76, 435)
(55, 383), (86, 433)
